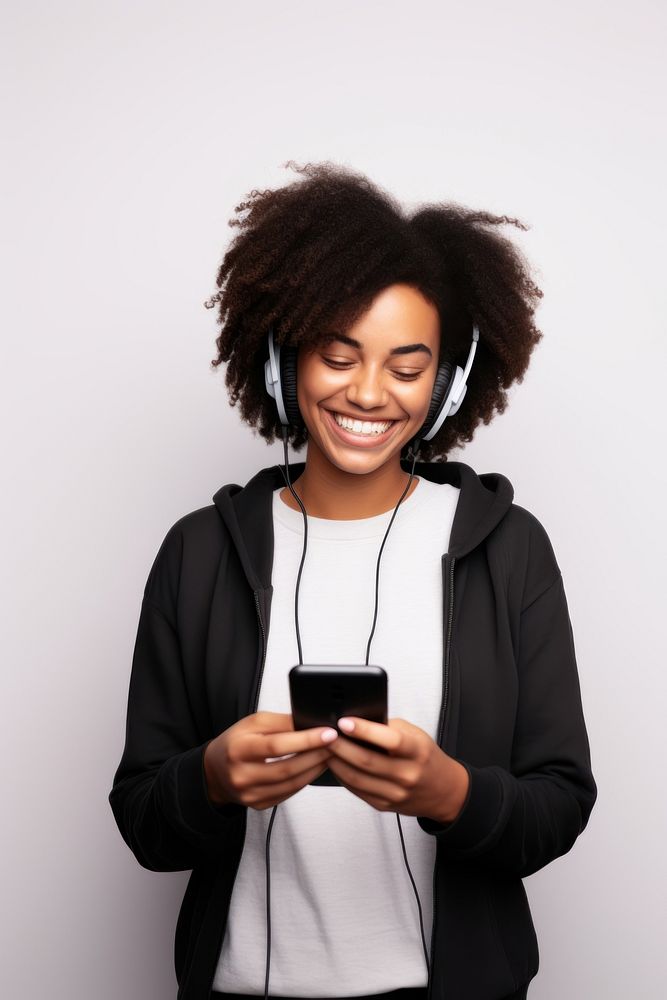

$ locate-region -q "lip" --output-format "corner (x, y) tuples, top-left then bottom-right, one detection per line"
(322, 407), (403, 449)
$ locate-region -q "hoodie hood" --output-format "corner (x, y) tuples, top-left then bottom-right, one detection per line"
(212, 459), (514, 595)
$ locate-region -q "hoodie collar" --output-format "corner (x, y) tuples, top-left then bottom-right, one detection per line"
(212, 459), (514, 593)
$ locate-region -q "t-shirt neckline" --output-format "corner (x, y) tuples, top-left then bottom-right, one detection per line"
(273, 477), (426, 539)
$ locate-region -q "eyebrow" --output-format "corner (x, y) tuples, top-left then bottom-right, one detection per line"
(324, 333), (433, 359)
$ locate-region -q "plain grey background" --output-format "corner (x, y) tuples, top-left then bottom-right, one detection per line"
(2, 1), (666, 998)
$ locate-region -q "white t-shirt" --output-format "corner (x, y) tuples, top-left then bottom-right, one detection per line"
(213, 475), (460, 997)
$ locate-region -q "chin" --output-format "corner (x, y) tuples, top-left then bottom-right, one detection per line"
(324, 432), (409, 473)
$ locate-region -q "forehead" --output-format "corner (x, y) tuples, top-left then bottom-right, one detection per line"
(319, 284), (440, 354)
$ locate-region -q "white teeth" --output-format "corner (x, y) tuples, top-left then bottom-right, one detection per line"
(332, 411), (393, 435)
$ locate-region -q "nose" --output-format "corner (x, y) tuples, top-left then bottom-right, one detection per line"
(345, 362), (390, 410)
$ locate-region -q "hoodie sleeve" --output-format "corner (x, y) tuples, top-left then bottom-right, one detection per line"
(417, 518), (597, 879)
(108, 528), (245, 873)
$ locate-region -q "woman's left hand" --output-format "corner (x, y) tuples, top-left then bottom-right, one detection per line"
(325, 716), (470, 823)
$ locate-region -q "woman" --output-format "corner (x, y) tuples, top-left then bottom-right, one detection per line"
(109, 162), (597, 1000)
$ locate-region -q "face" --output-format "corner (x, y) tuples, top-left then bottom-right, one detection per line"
(296, 283), (441, 476)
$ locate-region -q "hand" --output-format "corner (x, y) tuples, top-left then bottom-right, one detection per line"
(326, 716), (470, 823)
(204, 711), (338, 812)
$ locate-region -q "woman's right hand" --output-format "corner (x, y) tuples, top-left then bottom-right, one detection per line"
(203, 711), (338, 811)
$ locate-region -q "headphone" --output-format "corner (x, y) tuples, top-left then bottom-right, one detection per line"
(265, 323), (479, 451)
(258, 321), (479, 1000)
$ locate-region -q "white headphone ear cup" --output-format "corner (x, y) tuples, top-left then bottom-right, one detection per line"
(421, 324), (479, 436)
(265, 329), (289, 425)
(419, 364), (464, 442)
(446, 371), (468, 417)
(264, 357), (276, 399)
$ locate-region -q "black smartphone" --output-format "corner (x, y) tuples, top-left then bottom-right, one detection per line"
(289, 665), (388, 787)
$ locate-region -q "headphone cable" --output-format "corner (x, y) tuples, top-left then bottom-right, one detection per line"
(261, 428), (430, 1000)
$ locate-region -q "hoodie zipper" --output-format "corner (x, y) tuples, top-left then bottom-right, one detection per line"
(252, 590), (268, 712)
(427, 554), (456, 1000)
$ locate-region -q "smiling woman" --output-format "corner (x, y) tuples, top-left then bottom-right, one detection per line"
(109, 161), (596, 1000)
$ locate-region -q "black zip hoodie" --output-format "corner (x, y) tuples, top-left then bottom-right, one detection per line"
(109, 458), (597, 1000)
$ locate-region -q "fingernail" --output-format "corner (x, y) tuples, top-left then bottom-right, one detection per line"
(338, 718), (355, 733)
(321, 728), (338, 742)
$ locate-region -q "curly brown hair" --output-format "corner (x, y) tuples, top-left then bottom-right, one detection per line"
(205, 160), (543, 463)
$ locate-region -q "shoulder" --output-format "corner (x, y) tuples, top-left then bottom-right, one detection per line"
(490, 503), (563, 611)
(152, 503), (227, 562)
(142, 504), (229, 610)
(165, 503), (226, 546)
(500, 502), (557, 549)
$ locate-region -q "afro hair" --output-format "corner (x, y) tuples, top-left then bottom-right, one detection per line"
(205, 160), (543, 463)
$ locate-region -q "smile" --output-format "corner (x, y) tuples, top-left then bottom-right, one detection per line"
(322, 407), (403, 448)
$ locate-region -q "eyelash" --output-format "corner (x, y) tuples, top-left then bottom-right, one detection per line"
(322, 358), (423, 381)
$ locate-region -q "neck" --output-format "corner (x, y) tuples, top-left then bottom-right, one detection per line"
(280, 444), (419, 519)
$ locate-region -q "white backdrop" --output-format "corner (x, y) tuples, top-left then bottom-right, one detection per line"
(2, 2), (665, 998)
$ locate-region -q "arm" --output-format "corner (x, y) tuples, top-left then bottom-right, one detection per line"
(108, 533), (244, 873)
(418, 566), (597, 879)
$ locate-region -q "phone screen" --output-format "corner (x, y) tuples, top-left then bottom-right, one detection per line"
(289, 665), (389, 785)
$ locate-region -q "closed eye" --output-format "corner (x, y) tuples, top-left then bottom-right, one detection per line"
(322, 358), (423, 381)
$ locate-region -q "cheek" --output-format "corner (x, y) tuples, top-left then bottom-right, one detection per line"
(297, 362), (345, 403)
(397, 380), (435, 416)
